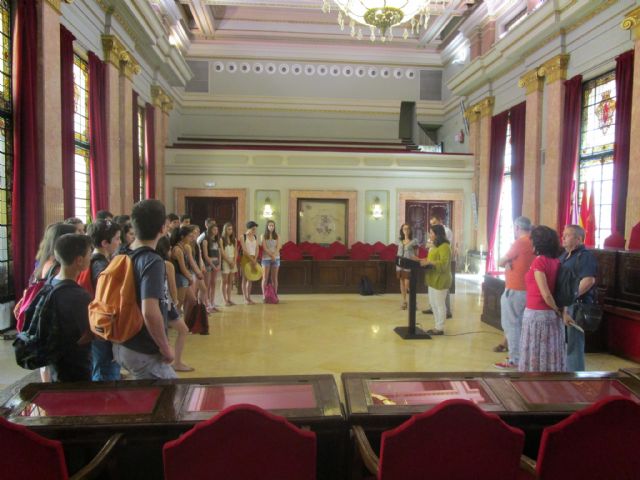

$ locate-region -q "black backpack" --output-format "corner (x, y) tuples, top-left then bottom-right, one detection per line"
(359, 276), (374, 296)
(554, 251), (585, 308)
(13, 281), (73, 370)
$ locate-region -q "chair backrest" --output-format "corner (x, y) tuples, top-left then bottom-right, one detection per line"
(163, 404), (316, 480)
(629, 222), (640, 250)
(603, 231), (626, 249)
(378, 399), (524, 480)
(0, 417), (68, 480)
(536, 396), (640, 480)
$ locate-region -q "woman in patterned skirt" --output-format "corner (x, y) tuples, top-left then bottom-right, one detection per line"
(519, 225), (564, 372)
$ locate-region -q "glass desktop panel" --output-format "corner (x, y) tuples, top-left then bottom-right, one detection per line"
(366, 380), (497, 406)
(18, 388), (162, 417)
(185, 384), (317, 412)
(512, 379), (639, 405)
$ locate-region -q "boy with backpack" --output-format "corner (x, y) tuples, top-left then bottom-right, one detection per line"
(110, 200), (177, 380)
(84, 220), (122, 381)
(20, 234), (95, 382)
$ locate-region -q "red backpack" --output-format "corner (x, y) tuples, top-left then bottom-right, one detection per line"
(14, 265), (59, 332)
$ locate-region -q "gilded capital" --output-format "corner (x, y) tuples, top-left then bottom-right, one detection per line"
(464, 106), (479, 124)
(518, 68), (544, 95)
(151, 85), (174, 113)
(102, 35), (140, 80)
(470, 96), (495, 119)
(622, 7), (640, 40)
(538, 54), (570, 85)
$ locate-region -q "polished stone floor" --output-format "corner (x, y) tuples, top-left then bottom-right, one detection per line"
(0, 275), (637, 389)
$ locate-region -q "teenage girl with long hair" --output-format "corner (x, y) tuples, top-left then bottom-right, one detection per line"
(261, 220), (280, 298)
(397, 223), (418, 310)
(170, 225), (198, 320)
(189, 225), (210, 311)
(219, 222), (237, 306)
(240, 221), (259, 305)
(156, 236), (193, 372)
(202, 223), (221, 310)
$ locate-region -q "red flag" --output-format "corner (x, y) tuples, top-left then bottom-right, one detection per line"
(584, 183), (596, 247)
(578, 183), (588, 228)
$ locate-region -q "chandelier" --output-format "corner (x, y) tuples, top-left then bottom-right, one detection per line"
(321, 1), (442, 42)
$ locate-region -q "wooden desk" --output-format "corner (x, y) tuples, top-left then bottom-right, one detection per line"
(342, 370), (640, 458)
(3, 375), (346, 480)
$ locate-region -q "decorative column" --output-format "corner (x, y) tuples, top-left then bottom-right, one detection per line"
(539, 54), (570, 228)
(39, 0), (64, 225)
(518, 67), (545, 223)
(102, 35), (140, 215)
(622, 8), (640, 239)
(480, 18), (496, 56)
(151, 86), (173, 203)
(464, 104), (481, 247)
(469, 26), (482, 61)
(467, 97), (494, 249)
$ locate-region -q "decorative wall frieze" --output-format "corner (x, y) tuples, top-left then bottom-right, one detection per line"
(538, 54), (570, 84)
(621, 6), (640, 40)
(518, 67), (545, 95)
(102, 35), (140, 80)
(151, 85), (174, 113)
(465, 96), (494, 122)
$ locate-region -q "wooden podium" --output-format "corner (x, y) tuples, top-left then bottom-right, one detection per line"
(394, 256), (431, 340)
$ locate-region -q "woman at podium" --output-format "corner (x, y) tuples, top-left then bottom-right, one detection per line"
(419, 225), (452, 335)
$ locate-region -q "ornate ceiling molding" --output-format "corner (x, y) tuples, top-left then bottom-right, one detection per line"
(102, 35), (141, 80)
(538, 54), (570, 85)
(518, 68), (545, 95)
(151, 85), (174, 113)
(621, 6), (640, 40)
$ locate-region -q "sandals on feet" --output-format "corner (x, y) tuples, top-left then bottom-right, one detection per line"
(401, 302), (408, 310)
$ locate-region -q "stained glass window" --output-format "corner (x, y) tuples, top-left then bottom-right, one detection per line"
(73, 54), (91, 223)
(0, 0), (12, 301)
(577, 72), (615, 247)
(137, 106), (146, 201)
(494, 121), (514, 267)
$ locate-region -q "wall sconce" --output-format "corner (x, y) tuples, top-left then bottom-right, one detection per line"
(371, 197), (383, 219)
(262, 197), (274, 219)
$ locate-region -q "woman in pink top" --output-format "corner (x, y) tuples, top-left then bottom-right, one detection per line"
(518, 226), (564, 372)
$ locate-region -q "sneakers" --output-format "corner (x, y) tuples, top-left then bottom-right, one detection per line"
(493, 360), (517, 370)
(422, 308), (433, 314)
(425, 329), (444, 335)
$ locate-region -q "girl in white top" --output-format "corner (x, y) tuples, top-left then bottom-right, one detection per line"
(241, 221), (259, 305)
(219, 222), (237, 307)
(397, 223), (418, 310)
(261, 220), (281, 299)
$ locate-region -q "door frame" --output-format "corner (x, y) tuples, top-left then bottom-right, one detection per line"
(398, 190), (464, 249)
(174, 188), (247, 234)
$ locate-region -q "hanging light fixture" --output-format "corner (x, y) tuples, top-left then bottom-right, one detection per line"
(321, 0), (445, 42)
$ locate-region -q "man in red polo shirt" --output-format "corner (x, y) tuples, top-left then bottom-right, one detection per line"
(494, 216), (535, 369)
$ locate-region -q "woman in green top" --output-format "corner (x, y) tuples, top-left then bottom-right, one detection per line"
(420, 224), (452, 335)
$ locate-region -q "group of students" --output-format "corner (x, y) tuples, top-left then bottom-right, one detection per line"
(18, 200), (284, 384)
(494, 217), (597, 372)
(396, 215), (454, 336)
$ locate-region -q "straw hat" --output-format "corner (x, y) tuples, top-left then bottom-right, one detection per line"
(243, 260), (263, 281)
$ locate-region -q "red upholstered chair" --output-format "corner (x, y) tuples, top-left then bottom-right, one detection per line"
(281, 241), (296, 250)
(378, 244), (398, 261)
(372, 241), (386, 254)
(163, 404), (316, 480)
(529, 396), (640, 480)
(328, 241), (348, 257)
(629, 222), (640, 250)
(0, 417), (122, 480)
(353, 399), (527, 480)
(280, 244), (303, 261)
(417, 245), (428, 258)
(312, 247), (334, 261)
(298, 241), (312, 253)
(603, 231), (626, 249)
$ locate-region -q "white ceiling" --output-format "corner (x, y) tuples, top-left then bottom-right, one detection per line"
(164, 0), (479, 65)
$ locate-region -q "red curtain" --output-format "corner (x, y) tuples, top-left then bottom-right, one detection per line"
(486, 110), (510, 273)
(145, 103), (156, 199)
(60, 26), (75, 219)
(88, 52), (109, 218)
(612, 50), (634, 235)
(132, 91), (140, 203)
(12, 0), (41, 295)
(556, 75), (583, 233)
(509, 102), (526, 219)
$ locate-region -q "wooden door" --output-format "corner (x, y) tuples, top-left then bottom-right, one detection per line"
(185, 197), (237, 232)
(405, 200), (453, 245)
